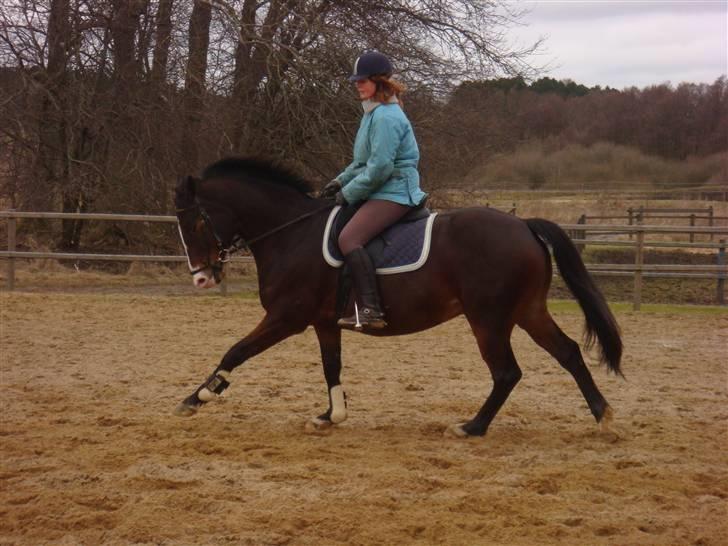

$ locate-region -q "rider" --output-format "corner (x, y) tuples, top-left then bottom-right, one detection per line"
(320, 50), (427, 330)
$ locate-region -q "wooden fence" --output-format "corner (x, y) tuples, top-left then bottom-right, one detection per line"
(576, 206), (728, 242)
(1, 210), (727, 309)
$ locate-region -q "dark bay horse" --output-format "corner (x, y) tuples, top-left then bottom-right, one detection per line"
(174, 157), (622, 438)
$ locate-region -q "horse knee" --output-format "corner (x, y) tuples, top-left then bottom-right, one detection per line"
(495, 365), (522, 388)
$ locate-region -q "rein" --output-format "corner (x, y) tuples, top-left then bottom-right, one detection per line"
(245, 202), (334, 247)
(177, 199), (334, 277)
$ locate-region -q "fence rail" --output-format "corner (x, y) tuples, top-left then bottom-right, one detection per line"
(576, 205), (728, 243)
(2, 210), (727, 308)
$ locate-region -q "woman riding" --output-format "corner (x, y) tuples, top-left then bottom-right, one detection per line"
(320, 50), (428, 330)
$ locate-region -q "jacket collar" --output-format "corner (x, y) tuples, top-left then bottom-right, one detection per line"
(362, 95), (399, 114)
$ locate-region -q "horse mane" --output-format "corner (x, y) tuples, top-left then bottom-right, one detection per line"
(201, 157), (314, 195)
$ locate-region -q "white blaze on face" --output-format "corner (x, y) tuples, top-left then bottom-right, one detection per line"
(177, 222), (195, 272)
(178, 222), (216, 288)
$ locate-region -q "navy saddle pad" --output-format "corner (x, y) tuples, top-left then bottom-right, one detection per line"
(322, 205), (437, 274)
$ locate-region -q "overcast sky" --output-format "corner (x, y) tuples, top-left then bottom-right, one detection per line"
(507, 0), (727, 89)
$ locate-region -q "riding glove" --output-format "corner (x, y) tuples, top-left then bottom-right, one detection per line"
(319, 179), (342, 199)
(335, 191), (348, 206)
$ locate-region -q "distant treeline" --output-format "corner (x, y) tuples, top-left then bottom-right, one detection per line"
(420, 76), (727, 185)
(465, 76), (598, 97)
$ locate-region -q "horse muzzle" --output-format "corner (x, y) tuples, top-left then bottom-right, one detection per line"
(192, 267), (224, 288)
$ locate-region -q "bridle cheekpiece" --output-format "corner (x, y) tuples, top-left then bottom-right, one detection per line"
(176, 200), (246, 283)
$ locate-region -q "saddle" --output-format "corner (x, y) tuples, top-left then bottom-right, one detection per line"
(324, 201), (435, 272)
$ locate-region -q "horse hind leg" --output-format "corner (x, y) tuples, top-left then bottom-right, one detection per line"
(447, 320), (522, 438)
(520, 308), (613, 427)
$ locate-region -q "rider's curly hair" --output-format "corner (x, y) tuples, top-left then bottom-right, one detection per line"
(370, 75), (405, 105)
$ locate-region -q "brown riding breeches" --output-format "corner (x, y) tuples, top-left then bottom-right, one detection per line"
(338, 199), (411, 256)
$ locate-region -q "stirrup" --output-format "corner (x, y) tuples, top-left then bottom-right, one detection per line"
(338, 305), (387, 330)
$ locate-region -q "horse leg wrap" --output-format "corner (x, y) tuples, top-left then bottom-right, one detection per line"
(198, 370), (231, 402)
(329, 385), (347, 424)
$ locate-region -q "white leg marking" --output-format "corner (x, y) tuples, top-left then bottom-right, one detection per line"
(198, 370), (231, 402)
(329, 385), (347, 424)
(198, 388), (214, 401)
(444, 423), (469, 438)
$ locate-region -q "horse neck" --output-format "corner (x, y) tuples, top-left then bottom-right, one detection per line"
(210, 177), (322, 253)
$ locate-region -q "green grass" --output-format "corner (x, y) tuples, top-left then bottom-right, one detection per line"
(547, 298), (728, 315)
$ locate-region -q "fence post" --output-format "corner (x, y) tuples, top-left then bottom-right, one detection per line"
(689, 214), (695, 243)
(718, 239), (726, 306)
(6, 210), (16, 291)
(633, 227), (644, 311)
(576, 214), (587, 254)
(627, 207), (633, 240)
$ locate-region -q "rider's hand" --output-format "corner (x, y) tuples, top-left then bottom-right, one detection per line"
(319, 179), (342, 199)
(335, 191), (348, 207)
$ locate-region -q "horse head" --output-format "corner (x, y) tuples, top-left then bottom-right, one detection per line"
(175, 175), (241, 288)
(175, 157), (327, 289)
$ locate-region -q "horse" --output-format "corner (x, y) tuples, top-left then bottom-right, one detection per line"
(173, 157), (622, 438)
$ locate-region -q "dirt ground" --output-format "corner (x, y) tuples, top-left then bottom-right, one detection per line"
(1, 289), (727, 545)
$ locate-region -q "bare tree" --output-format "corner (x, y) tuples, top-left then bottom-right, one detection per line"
(151, 0), (173, 86)
(1, 0), (542, 252)
(180, 0), (212, 173)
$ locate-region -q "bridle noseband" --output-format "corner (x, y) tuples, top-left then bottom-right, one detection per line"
(176, 198), (332, 280)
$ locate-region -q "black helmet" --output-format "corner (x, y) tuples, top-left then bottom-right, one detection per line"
(348, 51), (393, 82)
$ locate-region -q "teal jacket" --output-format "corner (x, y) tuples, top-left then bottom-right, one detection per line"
(336, 102), (427, 206)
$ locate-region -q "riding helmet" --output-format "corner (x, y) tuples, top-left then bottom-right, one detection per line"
(349, 51), (393, 81)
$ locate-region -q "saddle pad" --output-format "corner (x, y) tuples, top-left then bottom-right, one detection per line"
(322, 206), (438, 274)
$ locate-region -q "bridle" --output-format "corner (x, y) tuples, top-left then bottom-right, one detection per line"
(176, 201), (244, 282)
(176, 198), (333, 281)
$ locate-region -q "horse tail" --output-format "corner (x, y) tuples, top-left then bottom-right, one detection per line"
(526, 218), (623, 376)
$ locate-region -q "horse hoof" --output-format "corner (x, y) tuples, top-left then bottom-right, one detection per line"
(598, 406), (621, 441)
(599, 406), (616, 433)
(305, 417), (333, 435)
(173, 402), (199, 417)
(443, 423), (469, 439)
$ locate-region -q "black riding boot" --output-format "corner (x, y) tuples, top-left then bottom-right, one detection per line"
(338, 247), (387, 330)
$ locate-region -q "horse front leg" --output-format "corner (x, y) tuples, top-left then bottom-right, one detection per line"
(174, 314), (301, 417)
(306, 323), (347, 431)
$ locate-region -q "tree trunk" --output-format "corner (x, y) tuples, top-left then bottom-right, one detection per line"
(230, 0), (288, 151)
(180, 0), (212, 174)
(37, 0), (70, 198)
(150, 0), (174, 210)
(151, 0), (173, 87)
(35, 0), (76, 247)
(111, 0), (144, 108)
